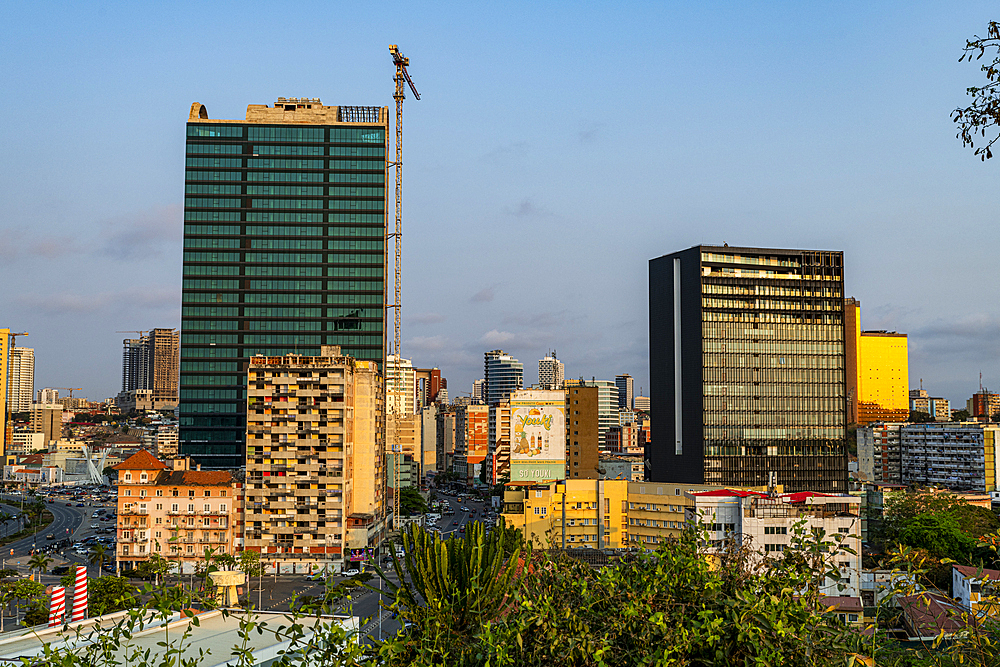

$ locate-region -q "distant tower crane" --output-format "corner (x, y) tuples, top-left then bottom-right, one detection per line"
(388, 44), (420, 530)
(53, 388), (83, 398)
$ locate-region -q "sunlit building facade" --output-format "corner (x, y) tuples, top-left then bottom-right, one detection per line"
(179, 99), (389, 468)
(649, 245), (848, 493)
(845, 299), (908, 425)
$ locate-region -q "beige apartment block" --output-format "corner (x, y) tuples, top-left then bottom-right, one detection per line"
(245, 346), (385, 574)
(115, 451), (238, 575)
(30, 404), (63, 445)
(156, 425), (179, 458)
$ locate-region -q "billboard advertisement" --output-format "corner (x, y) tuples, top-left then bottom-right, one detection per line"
(510, 389), (566, 483)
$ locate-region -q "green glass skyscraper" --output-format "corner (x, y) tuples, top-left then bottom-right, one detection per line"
(180, 98), (388, 468)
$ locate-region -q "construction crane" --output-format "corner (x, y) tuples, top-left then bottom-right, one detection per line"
(387, 44), (420, 531)
(4, 332), (28, 457)
(53, 387), (83, 398)
(116, 330), (150, 338)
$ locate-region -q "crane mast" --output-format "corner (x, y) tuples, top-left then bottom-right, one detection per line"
(388, 45), (420, 530)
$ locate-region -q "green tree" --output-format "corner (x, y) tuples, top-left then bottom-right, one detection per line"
(237, 549), (264, 578)
(953, 21), (1000, 160)
(952, 408), (972, 421)
(908, 410), (935, 423)
(89, 543), (109, 578)
(3, 579), (45, 627)
(370, 521), (525, 664)
(88, 575), (139, 616)
(399, 487), (428, 516)
(896, 512), (975, 561)
(28, 553), (51, 578)
(134, 553), (175, 585)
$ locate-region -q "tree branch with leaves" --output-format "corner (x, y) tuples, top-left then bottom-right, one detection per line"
(953, 21), (1000, 160)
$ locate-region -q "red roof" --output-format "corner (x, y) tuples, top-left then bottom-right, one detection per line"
(954, 564), (1000, 581)
(691, 489), (766, 498)
(113, 449), (168, 471)
(160, 470), (232, 486)
(821, 596), (863, 613)
(782, 492), (837, 504)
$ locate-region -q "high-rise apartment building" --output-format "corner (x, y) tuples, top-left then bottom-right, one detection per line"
(899, 422), (1000, 492)
(565, 385), (599, 479)
(844, 299), (908, 425)
(454, 404), (489, 486)
(156, 426), (179, 459)
(30, 403), (63, 445)
(564, 379), (618, 450)
(385, 354), (416, 416)
(538, 352), (565, 390)
(857, 422), (902, 484)
(436, 408), (456, 472)
(8, 348), (34, 413)
(414, 367), (443, 409)
(968, 391), (1000, 421)
(472, 379), (485, 403)
(121, 329), (180, 411)
(487, 402), (511, 484)
(649, 245), (848, 492)
(614, 374), (634, 410)
(633, 395), (650, 412)
(484, 351), (523, 405)
(179, 99), (389, 468)
(245, 346), (384, 572)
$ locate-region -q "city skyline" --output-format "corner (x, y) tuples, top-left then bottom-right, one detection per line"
(2, 2), (1000, 404)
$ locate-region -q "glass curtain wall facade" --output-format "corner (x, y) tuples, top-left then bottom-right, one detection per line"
(649, 245), (848, 492)
(180, 100), (389, 468)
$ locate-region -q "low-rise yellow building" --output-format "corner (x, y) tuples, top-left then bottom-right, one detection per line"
(501, 480), (722, 549)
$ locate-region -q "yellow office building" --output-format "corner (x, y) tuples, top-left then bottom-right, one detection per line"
(845, 299), (909, 425)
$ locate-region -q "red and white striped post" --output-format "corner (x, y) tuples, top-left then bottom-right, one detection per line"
(70, 566), (88, 622)
(47, 586), (66, 627)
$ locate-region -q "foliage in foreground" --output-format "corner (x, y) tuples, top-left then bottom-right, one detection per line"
(370, 521), (859, 667)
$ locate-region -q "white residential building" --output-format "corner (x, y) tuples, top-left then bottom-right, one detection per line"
(689, 489), (862, 597)
(538, 353), (565, 390)
(36, 388), (59, 405)
(386, 354), (416, 416)
(8, 348), (34, 413)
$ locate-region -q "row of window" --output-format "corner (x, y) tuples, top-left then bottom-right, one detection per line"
(184, 228), (382, 242)
(185, 212), (383, 224)
(187, 125), (384, 143)
(186, 157), (386, 170)
(181, 295), (387, 309)
(187, 186), (386, 198)
(187, 171), (386, 184)
(184, 251), (383, 266)
(183, 266), (384, 281)
(189, 146), (387, 157)
(182, 306), (383, 320)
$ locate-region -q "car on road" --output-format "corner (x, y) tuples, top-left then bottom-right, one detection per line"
(90, 523), (98, 529)
(76, 503), (84, 507)
(46, 533), (54, 540)
(65, 503), (73, 507)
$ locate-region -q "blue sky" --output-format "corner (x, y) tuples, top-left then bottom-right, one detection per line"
(1, 1), (998, 405)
